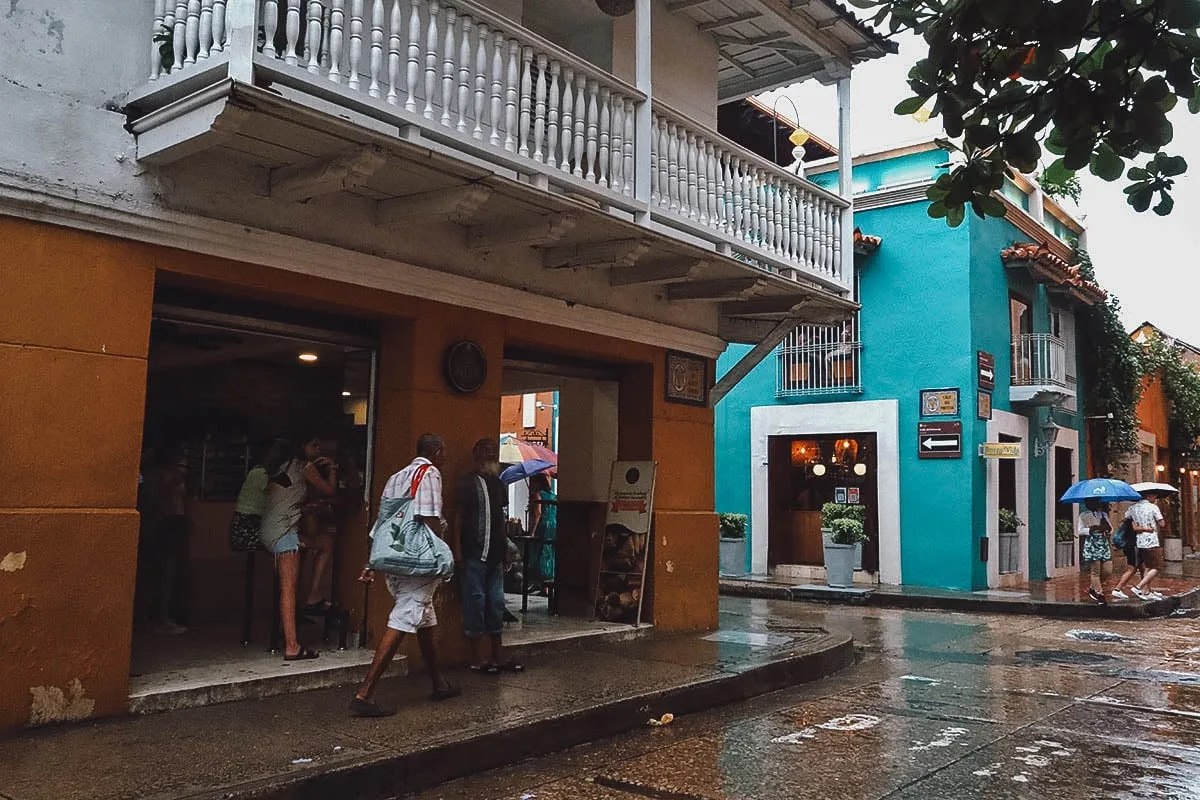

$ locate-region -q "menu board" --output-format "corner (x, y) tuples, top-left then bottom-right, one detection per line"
(594, 461), (657, 626)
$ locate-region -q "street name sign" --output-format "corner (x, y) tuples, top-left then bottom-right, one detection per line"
(918, 421), (962, 459)
(977, 351), (995, 391)
(920, 388), (960, 417)
(979, 442), (1022, 459)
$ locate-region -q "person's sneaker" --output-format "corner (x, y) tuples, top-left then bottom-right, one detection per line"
(1087, 587), (1107, 605)
(1111, 589), (1129, 600)
(1129, 587), (1150, 600)
(1148, 591), (1165, 600)
(349, 697), (396, 718)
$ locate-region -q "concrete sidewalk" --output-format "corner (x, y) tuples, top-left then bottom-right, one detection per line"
(0, 602), (854, 800)
(721, 572), (1200, 620)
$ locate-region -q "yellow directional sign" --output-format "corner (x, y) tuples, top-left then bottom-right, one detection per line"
(979, 443), (1022, 459)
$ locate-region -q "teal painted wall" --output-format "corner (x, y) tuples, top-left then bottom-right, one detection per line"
(716, 147), (1089, 590)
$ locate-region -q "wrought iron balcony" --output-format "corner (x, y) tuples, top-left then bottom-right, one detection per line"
(1011, 333), (1072, 405)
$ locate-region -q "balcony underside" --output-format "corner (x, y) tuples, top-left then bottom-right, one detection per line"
(126, 75), (856, 344)
(1010, 385), (1075, 407)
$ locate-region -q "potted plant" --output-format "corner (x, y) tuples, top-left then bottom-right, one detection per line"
(821, 502), (868, 588)
(1054, 519), (1075, 568)
(718, 513), (748, 576)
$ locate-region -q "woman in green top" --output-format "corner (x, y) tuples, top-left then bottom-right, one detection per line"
(529, 473), (557, 590)
(229, 448), (269, 552)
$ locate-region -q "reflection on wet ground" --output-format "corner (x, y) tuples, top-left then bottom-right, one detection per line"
(409, 597), (1200, 800)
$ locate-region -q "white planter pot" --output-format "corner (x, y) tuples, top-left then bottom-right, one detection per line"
(823, 527), (863, 571)
(1055, 541), (1075, 569)
(1165, 537), (1184, 563)
(823, 542), (857, 588)
(719, 537), (747, 576)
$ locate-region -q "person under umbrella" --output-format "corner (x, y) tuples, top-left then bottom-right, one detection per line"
(1113, 485), (1174, 601)
(1077, 498), (1113, 604)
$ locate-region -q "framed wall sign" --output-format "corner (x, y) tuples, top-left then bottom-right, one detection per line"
(665, 350), (708, 406)
(978, 390), (993, 420)
(444, 340), (488, 394)
(919, 388), (960, 417)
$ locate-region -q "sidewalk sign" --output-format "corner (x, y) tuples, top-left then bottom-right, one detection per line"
(594, 461), (657, 626)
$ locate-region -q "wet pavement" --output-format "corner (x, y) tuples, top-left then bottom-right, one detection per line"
(410, 597), (1200, 800)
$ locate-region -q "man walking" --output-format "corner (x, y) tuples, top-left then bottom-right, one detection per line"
(350, 433), (460, 718)
(1113, 489), (1166, 601)
(458, 438), (524, 675)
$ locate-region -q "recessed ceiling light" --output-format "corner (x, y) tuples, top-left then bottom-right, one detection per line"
(298, 352), (319, 363)
(342, 390), (351, 397)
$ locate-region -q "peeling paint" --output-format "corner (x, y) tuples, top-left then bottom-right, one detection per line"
(28, 679), (95, 726)
(1, 551), (27, 572)
(665, 560), (675, 573)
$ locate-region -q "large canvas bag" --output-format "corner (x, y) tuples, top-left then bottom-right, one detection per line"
(367, 466), (455, 578)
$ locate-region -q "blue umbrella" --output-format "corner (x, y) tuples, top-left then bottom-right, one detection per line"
(500, 459), (555, 485)
(1059, 478), (1143, 503)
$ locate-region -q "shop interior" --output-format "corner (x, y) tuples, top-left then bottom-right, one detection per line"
(132, 292), (378, 692)
(767, 433), (879, 573)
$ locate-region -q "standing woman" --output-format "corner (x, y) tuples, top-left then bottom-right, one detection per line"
(298, 436), (339, 616)
(1078, 498), (1112, 605)
(529, 472), (558, 594)
(259, 439), (319, 661)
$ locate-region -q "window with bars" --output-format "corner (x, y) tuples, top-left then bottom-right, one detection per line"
(776, 319), (863, 397)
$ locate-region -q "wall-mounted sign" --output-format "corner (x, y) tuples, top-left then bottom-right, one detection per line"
(977, 351), (996, 391)
(444, 340), (487, 394)
(978, 390), (992, 420)
(979, 442), (1022, 459)
(665, 350), (708, 406)
(835, 487), (848, 504)
(847, 487), (861, 505)
(918, 421), (962, 459)
(920, 388), (960, 417)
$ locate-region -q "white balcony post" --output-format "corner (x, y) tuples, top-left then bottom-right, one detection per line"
(633, 0), (652, 212)
(836, 73), (854, 292)
(226, 0), (259, 83)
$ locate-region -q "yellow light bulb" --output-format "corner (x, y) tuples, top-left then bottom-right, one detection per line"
(788, 128), (810, 147)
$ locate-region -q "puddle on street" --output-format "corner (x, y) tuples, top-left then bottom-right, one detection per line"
(1015, 649), (1121, 667)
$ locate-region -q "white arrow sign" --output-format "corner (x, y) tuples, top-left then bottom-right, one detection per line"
(980, 368), (994, 381)
(922, 437), (959, 450)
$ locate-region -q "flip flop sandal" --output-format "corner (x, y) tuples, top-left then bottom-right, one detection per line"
(469, 663), (501, 675)
(431, 685), (462, 701)
(498, 660), (525, 673)
(284, 647), (320, 661)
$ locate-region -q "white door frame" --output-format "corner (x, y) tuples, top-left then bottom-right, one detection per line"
(1047, 426), (1080, 578)
(750, 401), (901, 585)
(986, 410), (1029, 588)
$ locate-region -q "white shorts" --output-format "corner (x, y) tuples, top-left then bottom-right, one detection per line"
(384, 575), (441, 633)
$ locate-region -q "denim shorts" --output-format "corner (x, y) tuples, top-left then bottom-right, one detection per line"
(461, 558), (505, 638)
(262, 528), (300, 555)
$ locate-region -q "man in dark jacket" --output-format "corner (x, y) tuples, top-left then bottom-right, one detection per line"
(457, 438), (524, 674)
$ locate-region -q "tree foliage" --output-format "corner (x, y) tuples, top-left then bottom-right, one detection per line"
(1074, 247), (1143, 460)
(850, 0), (1200, 224)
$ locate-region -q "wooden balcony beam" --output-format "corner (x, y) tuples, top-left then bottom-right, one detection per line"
(610, 259), (708, 286)
(666, 0), (713, 11)
(667, 278), (765, 302)
(466, 215), (578, 249)
(710, 312), (807, 407)
(698, 12), (763, 31)
(376, 184), (493, 226)
(269, 146), (388, 202)
(721, 295), (814, 318)
(543, 239), (651, 270)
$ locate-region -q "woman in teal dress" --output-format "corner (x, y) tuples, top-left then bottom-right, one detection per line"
(529, 473), (557, 590)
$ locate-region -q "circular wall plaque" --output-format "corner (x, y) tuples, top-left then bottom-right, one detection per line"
(444, 340), (487, 394)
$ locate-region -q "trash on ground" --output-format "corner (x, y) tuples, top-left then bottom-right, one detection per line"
(648, 713), (674, 727)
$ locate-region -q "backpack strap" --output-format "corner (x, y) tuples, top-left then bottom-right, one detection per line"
(410, 464), (432, 499)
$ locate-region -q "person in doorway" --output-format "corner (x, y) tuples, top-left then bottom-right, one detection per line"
(529, 472), (558, 593)
(229, 442), (270, 553)
(298, 435), (340, 617)
(1078, 498), (1112, 605)
(351, 434), (459, 717)
(141, 443), (192, 635)
(259, 439), (319, 661)
(1113, 490), (1166, 601)
(458, 438), (524, 675)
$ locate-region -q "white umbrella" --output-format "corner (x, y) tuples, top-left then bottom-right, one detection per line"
(1130, 482), (1180, 495)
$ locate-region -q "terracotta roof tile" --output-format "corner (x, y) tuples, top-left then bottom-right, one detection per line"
(1001, 242), (1107, 305)
(853, 227), (881, 253)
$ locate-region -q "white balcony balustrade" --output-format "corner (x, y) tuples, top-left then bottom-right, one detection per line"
(1010, 333), (1072, 405)
(776, 321), (862, 397)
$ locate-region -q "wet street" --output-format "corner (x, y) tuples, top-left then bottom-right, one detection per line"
(409, 596), (1200, 800)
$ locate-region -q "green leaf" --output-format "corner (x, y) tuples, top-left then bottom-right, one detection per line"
(1190, 84), (1200, 114)
(1042, 158), (1075, 185)
(946, 204), (966, 228)
(927, 200), (950, 219)
(1128, 167), (1152, 180)
(1129, 186), (1155, 213)
(979, 195), (1007, 217)
(1090, 144), (1124, 182)
(1155, 193), (1176, 216)
(1160, 155), (1189, 176)
(894, 96), (928, 116)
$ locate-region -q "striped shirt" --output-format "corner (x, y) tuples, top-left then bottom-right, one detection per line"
(383, 457), (442, 519)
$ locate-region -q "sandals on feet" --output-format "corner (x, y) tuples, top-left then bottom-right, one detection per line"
(498, 659), (525, 673)
(469, 663), (501, 675)
(284, 646), (320, 661)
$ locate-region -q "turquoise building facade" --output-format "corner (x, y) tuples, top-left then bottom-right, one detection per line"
(716, 143), (1103, 591)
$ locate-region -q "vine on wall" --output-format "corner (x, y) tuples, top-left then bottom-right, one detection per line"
(1140, 335), (1200, 458)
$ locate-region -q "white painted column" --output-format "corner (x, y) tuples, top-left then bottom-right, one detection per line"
(836, 74), (854, 292)
(1026, 181), (1046, 225)
(633, 0), (652, 212)
(226, 0), (259, 83)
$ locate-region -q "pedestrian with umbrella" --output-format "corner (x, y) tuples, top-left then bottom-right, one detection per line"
(1112, 483), (1178, 601)
(1060, 479), (1142, 605)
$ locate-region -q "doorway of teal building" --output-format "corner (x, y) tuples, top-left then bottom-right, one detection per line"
(1054, 446), (1078, 571)
(766, 433), (879, 582)
(997, 435), (1022, 575)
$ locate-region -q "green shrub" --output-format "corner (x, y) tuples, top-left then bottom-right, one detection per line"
(718, 513), (747, 540)
(828, 517), (868, 545)
(821, 502), (866, 527)
(1055, 519), (1075, 543)
(998, 508), (1024, 533)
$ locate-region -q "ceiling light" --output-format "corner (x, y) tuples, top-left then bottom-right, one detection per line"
(812, 464), (826, 477)
(342, 390), (351, 397)
(298, 352), (319, 363)
(853, 463), (867, 476)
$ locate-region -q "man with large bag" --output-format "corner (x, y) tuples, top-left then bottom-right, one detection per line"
(350, 433), (460, 717)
